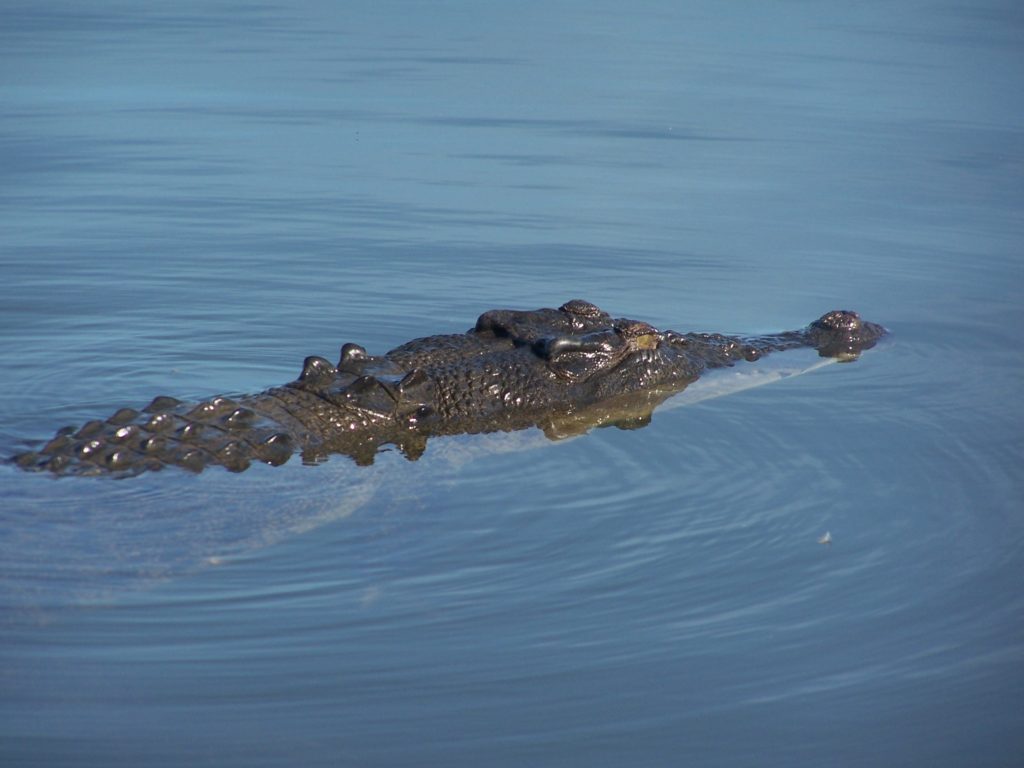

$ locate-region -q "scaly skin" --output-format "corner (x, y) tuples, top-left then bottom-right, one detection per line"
(10, 301), (885, 477)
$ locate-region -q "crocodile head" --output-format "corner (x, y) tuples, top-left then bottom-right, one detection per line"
(522, 302), (887, 402)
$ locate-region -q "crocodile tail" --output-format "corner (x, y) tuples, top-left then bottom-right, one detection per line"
(11, 395), (295, 477)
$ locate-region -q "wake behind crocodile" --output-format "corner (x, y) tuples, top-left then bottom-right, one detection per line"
(2, 302), (884, 617)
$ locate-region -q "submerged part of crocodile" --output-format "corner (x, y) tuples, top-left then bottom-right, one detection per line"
(11, 301), (885, 477)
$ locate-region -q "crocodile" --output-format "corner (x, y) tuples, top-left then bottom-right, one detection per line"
(10, 300), (885, 477)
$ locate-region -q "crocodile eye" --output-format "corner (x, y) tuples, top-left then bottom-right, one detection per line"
(632, 334), (659, 350)
(614, 320), (660, 351)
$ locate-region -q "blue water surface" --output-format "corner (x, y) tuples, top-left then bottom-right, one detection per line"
(1, 1), (1022, 766)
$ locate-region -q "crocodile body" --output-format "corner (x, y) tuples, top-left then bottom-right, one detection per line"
(11, 300), (885, 477)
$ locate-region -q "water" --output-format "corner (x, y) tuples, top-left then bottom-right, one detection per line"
(1, 1), (1022, 766)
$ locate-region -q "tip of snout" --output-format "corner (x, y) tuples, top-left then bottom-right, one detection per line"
(810, 310), (887, 361)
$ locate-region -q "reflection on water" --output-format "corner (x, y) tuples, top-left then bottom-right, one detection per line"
(1, 1), (1022, 766)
